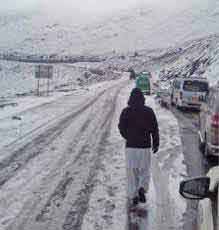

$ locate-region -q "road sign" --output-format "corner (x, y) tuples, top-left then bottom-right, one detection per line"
(35, 65), (53, 96)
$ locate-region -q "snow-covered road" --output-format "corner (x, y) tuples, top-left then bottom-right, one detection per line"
(0, 76), (187, 230)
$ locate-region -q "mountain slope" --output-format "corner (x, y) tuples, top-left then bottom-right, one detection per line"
(0, 0), (219, 54)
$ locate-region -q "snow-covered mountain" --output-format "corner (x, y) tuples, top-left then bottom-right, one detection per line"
(0, 0), (219, 55)
(1, 0), (219, 99)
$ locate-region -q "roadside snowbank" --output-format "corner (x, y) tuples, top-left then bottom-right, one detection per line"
(147, 96), (187, 230)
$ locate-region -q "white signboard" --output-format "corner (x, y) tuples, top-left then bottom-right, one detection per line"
(35, 65), (53, 79)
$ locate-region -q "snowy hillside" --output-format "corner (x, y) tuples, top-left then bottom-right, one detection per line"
(146, 34), (219, 86)
(0, 0), (219, 54)
(1, 0), (219, 99)
(1, 33), (219, 99)
(0, 60), (121, 99)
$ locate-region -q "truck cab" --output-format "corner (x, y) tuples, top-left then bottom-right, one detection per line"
(136, 72), (151, 95)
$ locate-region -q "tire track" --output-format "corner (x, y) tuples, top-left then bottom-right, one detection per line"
(1, 89), (105, 150)
(30, 85), (122, 228)
(62, 86), (122, 230)
(0, 82), (126, 188)
(6, 115), (93, 230)
(3, 80), (128, 230)
(35, 171), (74, 222)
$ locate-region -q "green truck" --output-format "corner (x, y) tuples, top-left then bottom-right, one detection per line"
(136, 72), (151, 95)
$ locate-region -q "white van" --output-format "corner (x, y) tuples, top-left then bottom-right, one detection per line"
(171, 78), (209, 109)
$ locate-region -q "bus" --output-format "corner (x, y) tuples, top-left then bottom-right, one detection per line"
(136, 72), (151, 95)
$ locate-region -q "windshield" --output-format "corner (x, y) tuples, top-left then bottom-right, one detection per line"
(142, 72), (151, 78)
(183, 80), (209, 92)
(138, 76), (149, 84)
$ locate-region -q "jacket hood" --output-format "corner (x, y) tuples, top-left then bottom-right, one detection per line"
(128, 88), (145, 107)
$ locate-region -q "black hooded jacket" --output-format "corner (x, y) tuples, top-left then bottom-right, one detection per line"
(118, 88), (159, 149)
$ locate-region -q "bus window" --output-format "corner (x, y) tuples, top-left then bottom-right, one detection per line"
(183, 81), (208, 92)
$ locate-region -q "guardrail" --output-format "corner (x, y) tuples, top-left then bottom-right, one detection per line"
(0, 53), (106, 64)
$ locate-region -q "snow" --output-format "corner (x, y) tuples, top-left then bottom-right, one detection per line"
(203, 49), (219, 86)
(1, 0), (219, 101)
(1, 0), (218, 228)
(0, 77), (128, 229)
(0, 60), (118, 99)
(0, 77), (188, 229)
(81, 84), (129, 230)
(0, 77), (124, 153)
(146, 96), (187, 230)
(0, 0), (219, 54)
(80, 83), (188, 230)
(169, 153), (187, 226)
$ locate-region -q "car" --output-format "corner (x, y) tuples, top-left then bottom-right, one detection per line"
(156, 83), (171, 108)
(171, 77), (209, 110)
(160, 89), (171, 108)
(198, 86), (219, 158)
(179, 166), (219, 230)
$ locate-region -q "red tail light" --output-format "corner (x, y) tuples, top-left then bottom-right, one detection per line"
(211, 113), (219, 128)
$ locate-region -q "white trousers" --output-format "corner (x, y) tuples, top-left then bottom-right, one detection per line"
(125, 148), (151, 199)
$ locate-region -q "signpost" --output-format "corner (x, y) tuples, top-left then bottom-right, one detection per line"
(35, 65), (53, 96)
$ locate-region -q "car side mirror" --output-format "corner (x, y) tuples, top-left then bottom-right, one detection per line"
(179, 177), (211, 200)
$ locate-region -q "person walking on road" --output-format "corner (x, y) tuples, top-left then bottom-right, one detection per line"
(118, 88), (159, 207)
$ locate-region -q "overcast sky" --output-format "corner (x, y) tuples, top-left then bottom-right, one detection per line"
(0, 0), (201, 15)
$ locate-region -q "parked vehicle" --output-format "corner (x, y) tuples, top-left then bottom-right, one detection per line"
(198, 86), (219, 158)
(171, 77), (209, 109)
(136, 72), (151, 95)
(141, 71), (152, 79)
(179, 166), (219, 230)
(156, 83), (171, 108)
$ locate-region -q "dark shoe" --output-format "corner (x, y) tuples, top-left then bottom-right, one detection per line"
(132, 196), (139, 206)
(138, 187), (146, 203)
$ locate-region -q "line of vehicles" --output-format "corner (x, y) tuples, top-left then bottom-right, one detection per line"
(158, 76), (219, 230)
(167, 77), (218, 230)
(178, 81), (219, 230)
(133, 70), (218, 230)
(157, 76), (219, 159)
(133, 71), (219, 159)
